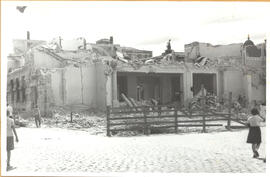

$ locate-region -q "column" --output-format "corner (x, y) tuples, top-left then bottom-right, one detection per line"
(105, 74), (112, 106)
(112, 70), (119, 107)
(184, 71), (193, 106)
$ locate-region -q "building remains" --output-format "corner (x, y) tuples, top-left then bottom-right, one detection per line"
(7, 32), (266, 117)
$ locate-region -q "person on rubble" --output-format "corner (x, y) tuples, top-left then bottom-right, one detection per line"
(238, 95), (243, 107)
(33, 105), (42, 128)
(242, 95), (248, 108)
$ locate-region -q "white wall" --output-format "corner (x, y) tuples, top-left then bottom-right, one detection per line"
(199, 43), (242, 58)
(95, 62), (106, 110)
(33, 50), (62, 68)
(223, 70), (244, 100)
(50, 70), (63, 106)
(64, 66), (96, 107)
(185, 42), (243, 59)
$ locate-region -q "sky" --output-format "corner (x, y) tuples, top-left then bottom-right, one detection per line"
(1, 1), (270, 56)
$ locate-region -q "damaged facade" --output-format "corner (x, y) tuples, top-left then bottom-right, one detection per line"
(112, 36), (266, 108)
(7, 34), (266, 117)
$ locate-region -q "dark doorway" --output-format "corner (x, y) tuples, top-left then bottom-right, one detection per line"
(31, 86), (38, 108)
(117, 76), (128, 102)
(137, 76), (161, 102)
(16, 78), (20, 102)
(171, 76), (181, 102)
(193, 73), (217, 96)
(10, 80), (14, 103)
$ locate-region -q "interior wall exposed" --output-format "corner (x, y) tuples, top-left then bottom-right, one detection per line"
(192, 73), (217, 96)
(117, 72), (184, 105)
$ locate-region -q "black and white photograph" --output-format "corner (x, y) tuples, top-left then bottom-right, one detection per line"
(1, 0), (269, 176)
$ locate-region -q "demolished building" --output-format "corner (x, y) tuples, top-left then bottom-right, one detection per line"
(6, 34), (154, 116)
(113, 36), (266, 108)
(7, 34), (266, 117)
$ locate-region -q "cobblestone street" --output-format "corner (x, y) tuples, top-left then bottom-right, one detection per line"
(5, 127), (266, 174)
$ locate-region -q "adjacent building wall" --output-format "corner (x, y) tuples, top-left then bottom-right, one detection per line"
(251, 74), (266, 103)
(95, 62), (107, 110)
(50, 69), (64, 106)
(7, 56), (25, 71)
(33, 50), (62, 68)
(7, 67), (32, 112)
(185, 42), (242, 60)
(252, 85), (266, 103)
(223, 70), (244, 99)
(246, 56), (265, 67)
(198, 43), (242, 58)
(64, 65), (96, 107)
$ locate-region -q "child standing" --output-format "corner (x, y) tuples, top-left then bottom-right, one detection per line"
(33, 105), (41, 128)
(7, 111), (19, 171)
(246, 108), (264, 158)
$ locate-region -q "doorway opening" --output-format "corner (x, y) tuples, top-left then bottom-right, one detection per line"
(193, 73), (217, 96)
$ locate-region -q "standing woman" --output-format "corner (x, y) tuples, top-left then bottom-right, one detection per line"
(246, 108), (264, 158)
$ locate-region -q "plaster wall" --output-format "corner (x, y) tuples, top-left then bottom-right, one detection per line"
(251, 74), (266, 103)
(185, 42), (242, 60)
(50, 70), (63, 106)
(246, 56), (264, 67)
(33, 50), (62, 68)
(95, 62), (106, 110)
(252, 85), (266, 103)
(223, 70), (244, 99)
(64, 66), (96, 108)
(199, 43), (242, 58)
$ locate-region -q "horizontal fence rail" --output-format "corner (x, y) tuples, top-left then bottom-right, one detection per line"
(106, 92), (237, 137)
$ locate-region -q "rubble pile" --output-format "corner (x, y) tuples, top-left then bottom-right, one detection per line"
(17, 106), (107, 135)
(46, 107), (106, 135)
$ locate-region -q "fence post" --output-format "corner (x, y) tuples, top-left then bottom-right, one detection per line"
(143, 107), (149, 135)
(106, 106), (111, 137)
(174, 105), (178, 133)
(70, 112), (73, 123)
(227, 92), (232, 130)
(188, 102), (192, 119)
(201, 84), (206, 133)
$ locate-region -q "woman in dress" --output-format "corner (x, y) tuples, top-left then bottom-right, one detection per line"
(246, 108), (264, 158)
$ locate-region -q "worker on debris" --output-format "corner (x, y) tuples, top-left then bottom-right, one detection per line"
(33, 105), (42, 128)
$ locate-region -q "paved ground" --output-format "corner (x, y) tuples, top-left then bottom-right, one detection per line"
(4, 126), (266, 175)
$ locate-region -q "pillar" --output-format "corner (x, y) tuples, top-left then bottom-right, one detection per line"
(112, 70), (119, 107)
(184, 71), (193, 106)
(106, 74), (112, 106)
(218, 70), (224, 97)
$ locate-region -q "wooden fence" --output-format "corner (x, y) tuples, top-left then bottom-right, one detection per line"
(106, 92), (247, 137)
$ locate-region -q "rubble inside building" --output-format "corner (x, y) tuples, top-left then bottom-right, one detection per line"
(7, 33), (266, 132)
